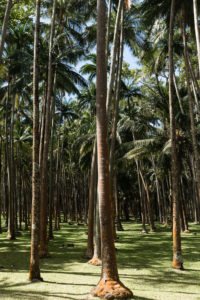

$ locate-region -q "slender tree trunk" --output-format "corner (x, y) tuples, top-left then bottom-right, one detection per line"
(85, 141), (97, 258)
(7, 92), (15, 240)
(181, 10), (200, 213)
(114, 172), (123, 231)
(48, 73), (57, 240)
(136, 160), (147, 233)
(91, 1), (133, 298)
(39, 0), (57, 258)
(0, 0), (12, 60)
(88, 162), (101, 266)
(106, 0), (112, 61)
(193, 0), (200, 79)
(106, 0), (123, 116)
(29, 0), (42, 282)
(139, 168), (155, 232)
(173, 74), (184, 114)
(109, 7), (124, 240)
(169, 0), (183, 269)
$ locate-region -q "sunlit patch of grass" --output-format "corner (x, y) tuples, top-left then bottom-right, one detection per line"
(0, 220), (200, 299)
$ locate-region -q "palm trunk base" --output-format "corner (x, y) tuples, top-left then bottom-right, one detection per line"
(173, 252), (183, 270)
(29, 265), (43, 282)
(150, 227), (156, 232)
(7, 233), (15, 240)
(47, 232), (54, 240)
(116, 221), (124, 231)
(84, 249), (93, 259)
(88, 256), (102, 266)
(39, 248), (50, 258)
(91, 278), (133, 299)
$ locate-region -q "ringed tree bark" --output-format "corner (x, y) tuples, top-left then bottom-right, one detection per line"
(91, 0), (133, 298)
(168, 0), (183, 269)
(29, 0), (43, 281)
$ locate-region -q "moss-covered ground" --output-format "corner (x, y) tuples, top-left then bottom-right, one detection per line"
(0, 221), (200, 300)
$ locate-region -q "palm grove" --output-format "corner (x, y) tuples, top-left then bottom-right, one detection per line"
(0, 0), (200, 298)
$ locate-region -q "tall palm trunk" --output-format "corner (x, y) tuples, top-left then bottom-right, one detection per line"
(88, 161), (101, 266)
(106, 0), (112, 61)
(48, 72), (57, 240)
(29, 0), (42, 281)
(91, 0), (133, 298)
(169, 0), (183, 269)
(181, 9), (200, 212)
(85, 140), (97, 258)
(39, 0), (57, 258)
(106, 0), (124, 115)
(193, 0), (200, 78)
(0, 0), (12, 60)
(7, 92), (15, 240)
(109, 6), (124, 240)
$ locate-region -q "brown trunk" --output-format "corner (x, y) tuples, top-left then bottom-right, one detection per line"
(169, 0), (183, 269)
(88, 164), (101, 266)
(39, 0), (57, 258)
(29, 0), (42, 281)
(7, 92), (15, 240)
(139, 168), (155, 232)
(91, 1), (133, 298)
(181, 10), (200, 216)
(85, 141), (97, 258)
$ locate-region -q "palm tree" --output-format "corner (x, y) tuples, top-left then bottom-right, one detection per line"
(169, 0), (183, 269)
(29, 0), (43, 281)
(39, 0), (57, 258)
(91, 0), (133, 298)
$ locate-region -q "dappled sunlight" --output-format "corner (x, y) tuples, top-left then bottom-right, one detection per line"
(0, 222), (200, 299)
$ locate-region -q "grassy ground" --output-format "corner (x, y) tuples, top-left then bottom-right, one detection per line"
(0, 221), (200, 300)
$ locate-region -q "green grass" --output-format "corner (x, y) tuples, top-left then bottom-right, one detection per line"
(0, 221), (200, 300)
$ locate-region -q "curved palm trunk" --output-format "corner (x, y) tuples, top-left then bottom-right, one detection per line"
(193, 0), (200, 79)
(169, 0), (183, 269)
(0, 0), (12, 60)
(39, 0), (57, 258)
(29, 0), (42, 281)
(91, 0), (133, 298)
